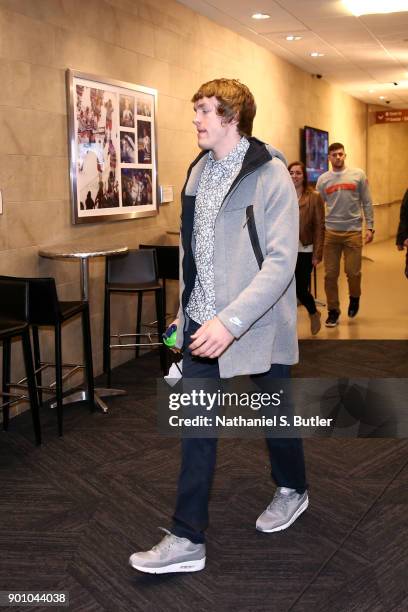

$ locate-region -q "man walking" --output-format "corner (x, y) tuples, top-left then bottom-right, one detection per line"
(316, 143), (374, 327)
(129, 79), (308, 574)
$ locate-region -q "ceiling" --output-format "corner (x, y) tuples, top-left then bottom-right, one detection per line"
(179, 0), (408, 108)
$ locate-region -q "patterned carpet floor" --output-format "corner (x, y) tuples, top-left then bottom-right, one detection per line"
(1, 341), (407, 611)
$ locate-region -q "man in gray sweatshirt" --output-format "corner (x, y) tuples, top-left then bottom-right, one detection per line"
(316, 143), (374, 327)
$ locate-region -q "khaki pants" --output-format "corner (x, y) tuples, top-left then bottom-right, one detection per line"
(324, 229), (362, 312)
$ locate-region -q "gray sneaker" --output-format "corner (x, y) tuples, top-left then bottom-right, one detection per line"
(129, 528), (206, 574)
(256, 487), (309, 533)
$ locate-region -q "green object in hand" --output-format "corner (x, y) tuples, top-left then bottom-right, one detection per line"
(162, 324), (177, 348)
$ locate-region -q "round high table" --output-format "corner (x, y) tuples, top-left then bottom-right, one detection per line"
(39, 243), (129, 413)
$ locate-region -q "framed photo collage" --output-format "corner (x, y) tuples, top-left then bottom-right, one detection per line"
(66, 70), (158, 224)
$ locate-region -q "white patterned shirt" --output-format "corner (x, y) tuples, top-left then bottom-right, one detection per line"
(186, 137), (249, 324)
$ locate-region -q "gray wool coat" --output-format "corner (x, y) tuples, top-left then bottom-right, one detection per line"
(176, 139), (299, 378)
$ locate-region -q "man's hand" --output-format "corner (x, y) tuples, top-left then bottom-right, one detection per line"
(189, 317), (234, 359)
(312, 256), (321, 267)
(398, 239), (408, 251)
(365, 229), (374, 244)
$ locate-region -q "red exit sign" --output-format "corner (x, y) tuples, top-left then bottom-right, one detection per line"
(375, 110), (408, 123)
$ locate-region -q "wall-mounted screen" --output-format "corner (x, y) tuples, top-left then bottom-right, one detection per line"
(303, 126), (329, 184)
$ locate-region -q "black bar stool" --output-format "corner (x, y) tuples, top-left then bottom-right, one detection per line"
(0, 277), (41, 445)
(103, 249), (166, 386)
(0, 276), (95, 437)
(139, 244), (179, 321)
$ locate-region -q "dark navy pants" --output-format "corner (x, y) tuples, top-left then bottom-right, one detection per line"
(171, 320), (307, 544)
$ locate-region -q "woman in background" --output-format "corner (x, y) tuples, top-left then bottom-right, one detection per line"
(288, 161), (325, 335)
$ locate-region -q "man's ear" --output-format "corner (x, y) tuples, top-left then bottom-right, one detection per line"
(230, 112), (239, 127)
(221, 113), (239, 128)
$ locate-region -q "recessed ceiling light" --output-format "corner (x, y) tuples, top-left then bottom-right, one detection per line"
(310, 52), (325, 57)
(342, 0), (408, 16)
(286, 35), (303, 41)
(252, 13), (270, 20)
(379, 96), (386, 99)
(369, 89), (375, 93)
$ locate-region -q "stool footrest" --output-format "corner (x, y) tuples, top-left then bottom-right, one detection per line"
(110, 331), (161, 349)
(0, 391), (29, 410)
(10, 363), (85, 395)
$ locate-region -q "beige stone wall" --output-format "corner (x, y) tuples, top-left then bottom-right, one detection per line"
(365, 110), (408, 241)
(0, 0), (369, 417)
(367, 110), (408, 205)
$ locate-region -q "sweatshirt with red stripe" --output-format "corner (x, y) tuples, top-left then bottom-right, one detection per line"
(316, 167), (374, 231)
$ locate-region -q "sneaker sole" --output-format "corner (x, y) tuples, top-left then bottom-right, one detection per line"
(129, 557), (206, 574)
(325, 320), (339, 327)
(256, 497), (309, 533)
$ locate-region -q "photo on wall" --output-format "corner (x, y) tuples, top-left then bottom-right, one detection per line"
(75, 84), (119, 211)
(120, 94), (135, 128)
(121, 169), (153, 206)
(136, 94), (152, 117)
(120, 131), (136, 164)
(137, 120), (152, 164)
(66, 69), (158, 224)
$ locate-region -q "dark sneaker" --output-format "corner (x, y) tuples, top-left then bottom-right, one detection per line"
(325, 309), (340, 327)
(256, 487), (309, 533)
(348, 297), (360, 318)
(129, 528), (206, 574)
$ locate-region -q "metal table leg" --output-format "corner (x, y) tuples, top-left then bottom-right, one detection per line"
(77, 256), (127, 413)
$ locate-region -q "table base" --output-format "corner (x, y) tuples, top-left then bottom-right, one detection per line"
(50, 387), (126, 413)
